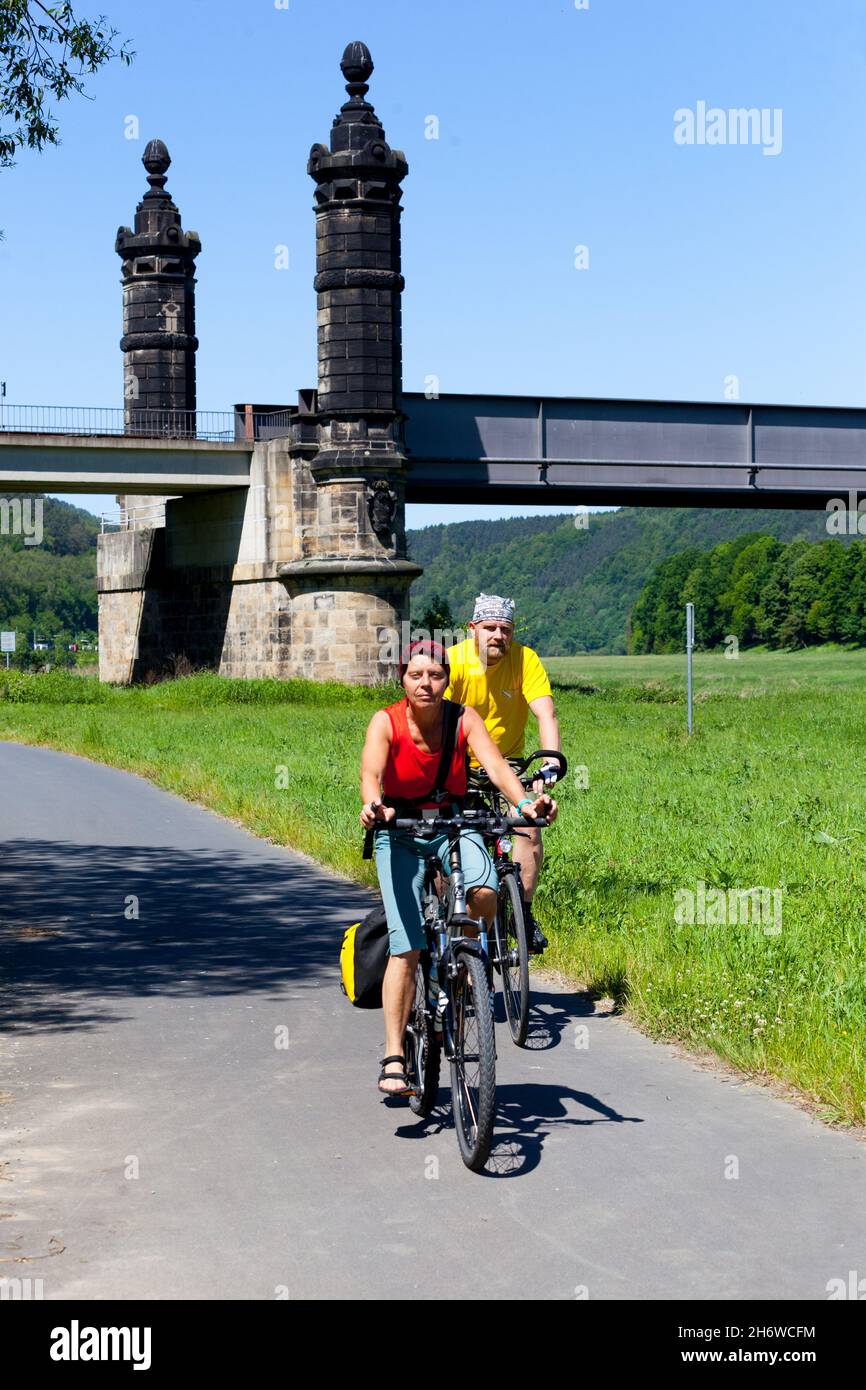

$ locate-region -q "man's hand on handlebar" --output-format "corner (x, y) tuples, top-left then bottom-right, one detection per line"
(359, 799), (396, 829)
(529, 764), (561, 793)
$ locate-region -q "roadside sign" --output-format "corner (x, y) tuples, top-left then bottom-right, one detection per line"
(1, 631), (15, 652)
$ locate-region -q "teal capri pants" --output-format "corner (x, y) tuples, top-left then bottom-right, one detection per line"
(374, 818), (499, 956)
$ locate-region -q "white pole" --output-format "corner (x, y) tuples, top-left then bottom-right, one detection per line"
(686, 602), (695, 734)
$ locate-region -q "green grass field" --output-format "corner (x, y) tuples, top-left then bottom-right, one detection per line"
(547, 645), (866, 693)
(1, 651), (864, 1127)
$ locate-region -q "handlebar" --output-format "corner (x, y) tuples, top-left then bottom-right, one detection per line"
(387, 814), (550, 832)
(522, 749), (568, 778)
(469, 748), (568, 792)
(361, 805), (552, 859)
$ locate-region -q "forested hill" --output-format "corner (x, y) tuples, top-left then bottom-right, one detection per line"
(0, 495), (100, 639)
(0, 497), (846, 656)
(406, 507), (841, 654)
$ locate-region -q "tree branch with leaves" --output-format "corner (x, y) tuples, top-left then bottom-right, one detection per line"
(0, 1), (132, 168)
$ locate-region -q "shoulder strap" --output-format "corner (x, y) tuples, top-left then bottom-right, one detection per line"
(431, 700), (463, 798)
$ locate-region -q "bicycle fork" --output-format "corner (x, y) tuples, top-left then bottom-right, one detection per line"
(434, 942), (495, 1061)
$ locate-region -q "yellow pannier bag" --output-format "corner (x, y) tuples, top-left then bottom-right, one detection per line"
(340, 905), (389, 1009)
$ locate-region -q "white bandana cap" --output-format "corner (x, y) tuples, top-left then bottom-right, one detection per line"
(471, 593), (516, 625)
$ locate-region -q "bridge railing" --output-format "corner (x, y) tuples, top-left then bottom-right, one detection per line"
(99, 500), (168, 531)
(0, 403), (303, 442)
(0, 405), (238, 442)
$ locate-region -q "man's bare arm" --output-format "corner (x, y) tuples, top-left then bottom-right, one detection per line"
(528, 695), (560, 756)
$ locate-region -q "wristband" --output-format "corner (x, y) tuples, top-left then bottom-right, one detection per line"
(516, 797), (533, 813)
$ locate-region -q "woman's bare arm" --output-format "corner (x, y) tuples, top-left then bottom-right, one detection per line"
(359, 710), (396, 827)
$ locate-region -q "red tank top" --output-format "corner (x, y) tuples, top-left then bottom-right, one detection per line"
(382, 698), (468, 805)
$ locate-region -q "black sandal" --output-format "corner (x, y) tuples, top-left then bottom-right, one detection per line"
(377, 1054), (415, 1097)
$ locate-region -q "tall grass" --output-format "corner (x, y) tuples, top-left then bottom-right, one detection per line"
(0, 669), (397, 707)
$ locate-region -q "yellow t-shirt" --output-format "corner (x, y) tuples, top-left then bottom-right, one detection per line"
(445, 638), (552, 765)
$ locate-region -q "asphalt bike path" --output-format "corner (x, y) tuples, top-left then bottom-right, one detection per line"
(1, 742), (863, 1299)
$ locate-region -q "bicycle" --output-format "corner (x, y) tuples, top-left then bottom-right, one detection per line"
(467, 749), (567, 1047)
(381, 808), (549, 1172)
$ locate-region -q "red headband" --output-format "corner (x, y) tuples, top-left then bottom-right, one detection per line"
(398, 639), (451, 682)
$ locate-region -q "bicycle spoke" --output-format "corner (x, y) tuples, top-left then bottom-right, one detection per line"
(461, 1077), (479, 1130)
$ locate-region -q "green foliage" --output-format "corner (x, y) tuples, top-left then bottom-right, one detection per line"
(0, 668), (104, 702)
(0, 498), (843, 667)
(408, 506), (837, 655)
(140, 673), (399, 709)
(0, 494), (99, 652)
(632, 534), (866, 653)
(415, 591), (457, 636)
(0, 2), (133, 168)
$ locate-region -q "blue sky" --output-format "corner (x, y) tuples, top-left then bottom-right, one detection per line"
(2, 0), (865, 526)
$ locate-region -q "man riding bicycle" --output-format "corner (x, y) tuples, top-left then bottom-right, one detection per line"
(445, 594), (562, 955)
(359, 639), (558, 1096)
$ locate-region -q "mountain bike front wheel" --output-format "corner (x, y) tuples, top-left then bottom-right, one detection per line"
(450, 950), (496, 1171)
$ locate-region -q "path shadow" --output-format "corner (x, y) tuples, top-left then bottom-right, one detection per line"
(0, 838), (375, 1035)
(485, 1081), (643, 1177)
(520, 986), (598, 1050)
(493, 983), (597, 1048)
(393, 1080), (642, 1177)
(393, 987), (640, 1176)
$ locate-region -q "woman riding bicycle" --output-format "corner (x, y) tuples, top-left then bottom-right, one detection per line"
(359, 639), (558, 1096)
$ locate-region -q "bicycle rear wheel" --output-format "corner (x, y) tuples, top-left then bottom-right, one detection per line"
(406, 954), (441, 1117)
(450, 950), (496, 1171)
(495, 872), (530, 1047)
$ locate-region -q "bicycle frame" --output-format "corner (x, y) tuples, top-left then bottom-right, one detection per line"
(384, 811), (546, 1052)
(421, 824), (492, 1062)
(379, 808), (550, 1167)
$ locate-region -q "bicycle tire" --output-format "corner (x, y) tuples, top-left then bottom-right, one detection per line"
(495, 872), (530, 1047)
(450, 949), (496, 1171)
(406, 954), (441, 1117)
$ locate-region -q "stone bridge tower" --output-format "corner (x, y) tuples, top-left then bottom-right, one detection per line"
(116, 139), (200, 430)
(278, 41), (422, 681)
(115, 140), (200, 525)
(98, 45), (421, 686)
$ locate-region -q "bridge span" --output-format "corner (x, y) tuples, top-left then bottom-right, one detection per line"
(0, 430), (252, 494)
(2, 392), (865, 508)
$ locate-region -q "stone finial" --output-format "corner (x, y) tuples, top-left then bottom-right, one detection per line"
(142, 139), (172, 199)
(319, 40), (405, 166)
(340, 40), (373, 96)
(143, 138), (170, 174)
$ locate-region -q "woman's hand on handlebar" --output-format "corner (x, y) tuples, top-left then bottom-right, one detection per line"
(360, 799), (396, 829)
(521, 792), (558, 824)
